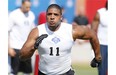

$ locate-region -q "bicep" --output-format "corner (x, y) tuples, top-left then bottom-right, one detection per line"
(91, 12), (100, 32)
(73, 25), (95, 40)
(23, 37), (35, 50)
(82, 27), (96, 40)
(22, 28), (38, 49)
(73, 25), (86, 40)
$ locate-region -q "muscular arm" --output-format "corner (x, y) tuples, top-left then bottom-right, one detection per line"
(73, 25), (101, 61)
(19, 27), (38, 60)
(91, 12), (100, 33)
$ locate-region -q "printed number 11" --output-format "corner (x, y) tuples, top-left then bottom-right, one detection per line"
(49, 47), (59, 56)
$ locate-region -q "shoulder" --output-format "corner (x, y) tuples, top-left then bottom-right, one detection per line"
(29, 27), (39, 39)
(31, 27), (38, 33)
(60, 22), (72, 31)
(29, 11), (34, 15)
(37, 23), (46, 27)
(97, 8), (107, 19)
(61, 22), (72, 27)
(10, 8), (20, 14)
(28, 11), (35, 20)
(73, 24), (96, 40)
(97, 8), (106, 13)
(29, 11), (35, 17)
(36, 23), (46, 31)
(9, 8), (20, 18)
(73, 24), (92, 33)
(72, 24), (85, 33)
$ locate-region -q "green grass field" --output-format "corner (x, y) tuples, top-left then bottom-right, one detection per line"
(72, 63), (98, 75)
(17, 63), (98, 75)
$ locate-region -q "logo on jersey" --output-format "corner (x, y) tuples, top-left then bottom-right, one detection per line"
(52, 37), (60, 44)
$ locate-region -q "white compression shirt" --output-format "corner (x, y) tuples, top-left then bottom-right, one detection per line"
(8, 8), (35, 49)
(37, 23), (74, 75)
(97, 8), (108, 45)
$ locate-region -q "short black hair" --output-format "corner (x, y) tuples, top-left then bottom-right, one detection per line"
(46, 4), (62, 15)
(22, 0), (30, 4)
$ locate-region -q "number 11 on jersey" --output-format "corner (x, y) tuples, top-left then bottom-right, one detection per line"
(49, 47), (60, 56)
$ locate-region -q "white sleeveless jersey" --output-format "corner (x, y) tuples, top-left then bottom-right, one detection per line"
(37, 23), (74, 75)
(97, 8), (108, 45)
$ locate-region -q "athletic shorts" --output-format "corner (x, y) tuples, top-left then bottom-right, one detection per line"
(11, 49), (32, 74)
(38, 69), (75, 75)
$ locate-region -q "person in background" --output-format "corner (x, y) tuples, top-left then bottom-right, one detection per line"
(73, 6), (89, 26)
(73, 6), (90, 44)
(91, 1), (108, 75)
(8, 0), (35, 75)
(38, 11), (46, 25)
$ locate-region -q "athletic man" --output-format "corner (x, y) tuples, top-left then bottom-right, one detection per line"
(8, 0), (35, 75)
(91, 1), (108, 75)
(20, 4), (102, 75)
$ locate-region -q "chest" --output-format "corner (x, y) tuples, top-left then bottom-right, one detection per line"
(38, 32), (74, 56)
(13, 13), (33, 28)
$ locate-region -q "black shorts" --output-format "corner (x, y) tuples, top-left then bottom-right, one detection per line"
(11, 49), (32, 74)
(38, 69), (75, 75)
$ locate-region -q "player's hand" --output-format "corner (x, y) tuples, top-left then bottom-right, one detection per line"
(34, 34), (48, 49)
(90, 57), (102, 68)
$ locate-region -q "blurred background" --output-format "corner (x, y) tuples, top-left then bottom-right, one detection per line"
(8, 0), (107, 75)
(8, 0), (106, 25)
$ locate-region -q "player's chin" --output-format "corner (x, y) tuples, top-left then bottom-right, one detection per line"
(49, 23), (56, 27)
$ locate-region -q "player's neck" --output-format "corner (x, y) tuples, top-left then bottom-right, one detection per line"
(48, 24), (61, 32)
